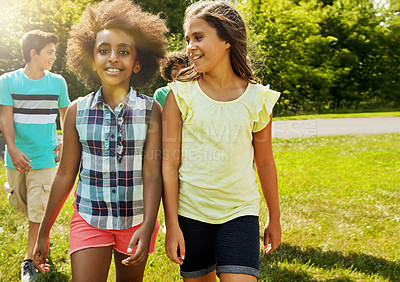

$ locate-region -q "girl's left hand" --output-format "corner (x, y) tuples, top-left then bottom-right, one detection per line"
(121, 226), (152, 266)
(263, 218), (282, 253)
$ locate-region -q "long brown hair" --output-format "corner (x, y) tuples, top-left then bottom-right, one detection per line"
(177, 1), (259, 84)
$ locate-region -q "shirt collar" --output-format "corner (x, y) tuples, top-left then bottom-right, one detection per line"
(90, 87), (137, 109)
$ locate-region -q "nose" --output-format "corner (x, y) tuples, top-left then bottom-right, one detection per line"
(187, 40), (196, 52)
(108, 50), (119, 63)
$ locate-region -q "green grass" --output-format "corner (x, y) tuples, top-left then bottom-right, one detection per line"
(1, 133), (399, 281)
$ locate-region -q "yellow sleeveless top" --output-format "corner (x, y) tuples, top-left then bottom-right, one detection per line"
(168, 80), (280, 224)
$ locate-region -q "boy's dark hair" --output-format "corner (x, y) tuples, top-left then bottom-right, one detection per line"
(178, 1), (259, 84)
(66, 0), (168, 89)
(21, 30), (59, 63)
(160, 51), (190, 82)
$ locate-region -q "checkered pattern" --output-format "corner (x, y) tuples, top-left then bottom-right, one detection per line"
(75, 88), (153, 230)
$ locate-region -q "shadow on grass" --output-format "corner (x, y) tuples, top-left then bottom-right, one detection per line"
(260, 243), (399, 281)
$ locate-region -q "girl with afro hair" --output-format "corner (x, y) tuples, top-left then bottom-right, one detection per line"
(33, 0), (168, 281)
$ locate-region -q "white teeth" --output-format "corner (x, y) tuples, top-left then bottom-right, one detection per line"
(106, 68), (121, 72)
(192, 55), (202, 60)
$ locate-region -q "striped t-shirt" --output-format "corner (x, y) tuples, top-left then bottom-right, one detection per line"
(0, 69), (70, 169)
(75, 88), (153, 230)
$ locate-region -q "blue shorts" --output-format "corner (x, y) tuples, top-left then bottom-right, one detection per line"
(178, 215), (260, 279)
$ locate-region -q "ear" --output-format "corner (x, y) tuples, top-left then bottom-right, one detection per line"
(30, 49), (38, 59)
(225, 41), (231, 49)
(132, 61), (142, 74)
(91, 61), (97, 72)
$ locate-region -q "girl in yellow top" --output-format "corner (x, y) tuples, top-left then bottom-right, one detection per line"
(162, 1), (282, 281)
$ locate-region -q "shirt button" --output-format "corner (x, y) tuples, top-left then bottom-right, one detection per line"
(111, 134), (115, 139)
(112, 189), (116, 194)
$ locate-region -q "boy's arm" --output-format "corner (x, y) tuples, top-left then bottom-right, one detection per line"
(0, 105), (32, 171)
(34, 102), (81, 273)
(161, 91), (185, 265)
(122, 101), (163, 265)
(253, 114), (281, 253)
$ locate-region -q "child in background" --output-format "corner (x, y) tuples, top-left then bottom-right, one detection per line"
(162, 1), (281, 281)
(153, 51), (190, 108)
(0, 29), (70, 282)
(33, 0), (167, 281)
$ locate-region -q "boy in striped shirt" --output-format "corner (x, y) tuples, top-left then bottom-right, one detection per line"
(0, 30), (70, 282)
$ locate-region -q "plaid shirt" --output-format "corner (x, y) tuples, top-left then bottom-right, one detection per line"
(75, 87), (153, 230)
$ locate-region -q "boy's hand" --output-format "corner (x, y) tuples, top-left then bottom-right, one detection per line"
(8, 147), (32, 171)
(33, 235), (50, 273)
(165, 225), (185, 265)
(53, 142), (63, 162)
(121, 225), (152, 266)
(263, 218), (282, 253)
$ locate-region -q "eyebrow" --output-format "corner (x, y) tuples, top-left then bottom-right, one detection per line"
(96, 42), (134, 49)
(185, 31), (204, 38)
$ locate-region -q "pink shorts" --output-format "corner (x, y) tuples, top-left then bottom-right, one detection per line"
(69, 208), (159, 256)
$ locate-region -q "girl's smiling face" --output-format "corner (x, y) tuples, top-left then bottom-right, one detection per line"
(185, 17), (230, 74)
(92, 28), (141, 90)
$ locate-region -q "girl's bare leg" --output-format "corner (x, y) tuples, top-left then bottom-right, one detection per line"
(114, 250), (148, 282)
(183, 270), (217, 282)
(220, 273), (257, 282)
(71, 246), (113, 282)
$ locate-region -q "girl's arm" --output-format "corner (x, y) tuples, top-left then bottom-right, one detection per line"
(161, 91), (185, 265)
(33, 101), (82, 273)
(253, 114), (282, 253)
(122, 101), (163, 265)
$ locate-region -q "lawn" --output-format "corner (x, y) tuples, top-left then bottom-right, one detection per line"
(0, 133), (399, 281)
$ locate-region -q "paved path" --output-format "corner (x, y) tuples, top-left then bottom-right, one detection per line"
(272, 117), (400, 138)
(1, 117), (399, 159)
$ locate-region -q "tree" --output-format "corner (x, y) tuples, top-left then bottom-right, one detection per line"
(134, 0), (194, 34)
(238, 0), (400, 114)
(0, 0), (94, 101)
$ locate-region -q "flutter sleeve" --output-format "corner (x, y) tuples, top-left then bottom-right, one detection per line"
(252, 84), (281, 132)
(168, 81), (192, 121)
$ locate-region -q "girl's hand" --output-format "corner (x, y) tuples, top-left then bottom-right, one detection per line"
(33, 235), (50, 273)
(121, 226), (152, 266)
(263, 218), (282, 253)
(165, 225), (185, 265)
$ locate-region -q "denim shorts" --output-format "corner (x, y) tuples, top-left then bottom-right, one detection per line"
(178, 215), (260, 279)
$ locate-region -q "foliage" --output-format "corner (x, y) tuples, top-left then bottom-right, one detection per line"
(0, 0), (94, 101)
(237, 0), (400, 115)
(134, 0), (193, 34)
(273, 110), (400, 120)
(1, 133), (399, 280)
(0, 0), (190, 101)
(0, 0), (399, 115)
